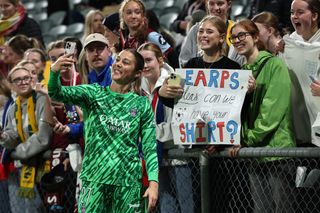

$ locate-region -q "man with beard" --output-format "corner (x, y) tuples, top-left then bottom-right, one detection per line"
(85, 33), (113, 87)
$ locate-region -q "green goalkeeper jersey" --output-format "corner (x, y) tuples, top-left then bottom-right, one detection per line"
(48, 71), (158, 187)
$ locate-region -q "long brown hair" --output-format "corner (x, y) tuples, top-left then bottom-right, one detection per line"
(252, 12), (280, 37)
(24, 48), (47, 63)
(125, 49), (144, 94)
(7, 35), (41, 58)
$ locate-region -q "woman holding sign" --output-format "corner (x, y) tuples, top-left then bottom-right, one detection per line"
(229, 19), (296, 213)
(160, 16), (242, 99)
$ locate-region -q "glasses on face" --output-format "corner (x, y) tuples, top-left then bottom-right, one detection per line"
(229, 32), (252, 44)
(86, 44), (107, 53)
(11, 76), (32, 85)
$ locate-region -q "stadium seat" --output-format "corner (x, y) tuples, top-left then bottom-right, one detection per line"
(44, 25), (67, 41)
(40, 20), (52, 34)
(33, 12), (48, 24)
(162, 6), (181, 15)
(65, 22), (84, 38)
(35, 0), (48, 13)
(23, 2), (36, 11)
(144, 1), (156, 10)
(159, 12), (178, 30)
(48, 11), (67, 27)
(173, 0), (188, 10)
(43, 34), (56, 47)
(154, 0), (175, 10)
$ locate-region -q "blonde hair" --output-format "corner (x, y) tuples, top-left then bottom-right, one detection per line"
(7, 66), (31, 83)
(17, 59), (37, 68)
(83, 10), (105, 41)
(198, 15), (228, 55)
(77, 49), (89, 84)
(119, 0), (146, 30)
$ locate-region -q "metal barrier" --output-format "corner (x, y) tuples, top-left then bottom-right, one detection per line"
(159, 147), (320, 213)
(2, 147), (320, 212)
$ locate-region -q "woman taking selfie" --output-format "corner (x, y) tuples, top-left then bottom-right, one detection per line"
(48, 49), (158, 212)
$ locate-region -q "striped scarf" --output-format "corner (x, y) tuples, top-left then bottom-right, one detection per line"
(15, 91), (39, 198)
(0, 5), (26, 45)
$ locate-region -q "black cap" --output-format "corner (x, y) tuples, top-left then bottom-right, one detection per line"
(103, 12), (120, 32)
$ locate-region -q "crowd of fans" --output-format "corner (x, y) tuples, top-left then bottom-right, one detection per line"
(0, 0), (320, 212)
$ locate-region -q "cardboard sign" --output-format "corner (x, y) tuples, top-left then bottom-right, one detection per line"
(172, 68), (251, 145)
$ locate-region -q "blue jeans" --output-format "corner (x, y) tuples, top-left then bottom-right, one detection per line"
(159, 165), (194, 213)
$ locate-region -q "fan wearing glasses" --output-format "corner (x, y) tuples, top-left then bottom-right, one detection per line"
(0, 65), (52, 212)
(229, 19), (295, 213)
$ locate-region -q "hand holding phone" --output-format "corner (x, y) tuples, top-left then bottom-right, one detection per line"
(64, 41), (76, 56)
(167, 73), (182, 87)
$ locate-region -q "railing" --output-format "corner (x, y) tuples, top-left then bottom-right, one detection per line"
(156, 147), (320, 213)
(2, 147), (320, 213)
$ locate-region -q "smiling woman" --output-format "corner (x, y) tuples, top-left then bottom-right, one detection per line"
(184, 15), (240, 69)
(0, 0), (43, 45)
(0, 65), (52, 212)
(117, 0), (179, 68)
(16, 60), (38, 86)
(230, 19), (296, 212)
(48, 49), (159, 213)
(280, 0), (320, 147)
(8, 66), (33, 98)
(289, 0), (320, 42)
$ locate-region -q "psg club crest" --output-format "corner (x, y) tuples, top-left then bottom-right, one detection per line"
(130, 108), (138, 117)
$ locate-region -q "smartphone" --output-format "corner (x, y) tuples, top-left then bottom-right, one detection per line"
(64, 41), (76, 55)
(167, 73), (182, 86)
(309, 75), (317, 83)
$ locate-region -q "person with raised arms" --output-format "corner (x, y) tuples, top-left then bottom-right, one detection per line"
(48, 49), (159, 213)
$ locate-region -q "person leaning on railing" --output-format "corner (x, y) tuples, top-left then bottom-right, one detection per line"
(228, 19), (296, 213)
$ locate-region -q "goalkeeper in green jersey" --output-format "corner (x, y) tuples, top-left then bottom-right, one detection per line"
(48, 48), (159, 213)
